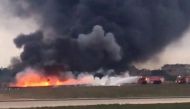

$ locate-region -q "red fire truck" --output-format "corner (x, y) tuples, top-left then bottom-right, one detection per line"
(138, 76), (165, 84)
(176, 75), (190, 84)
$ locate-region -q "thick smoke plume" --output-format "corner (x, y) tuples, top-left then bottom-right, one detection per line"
(11, 0), (190, 73)
(14, 25), (121, 73)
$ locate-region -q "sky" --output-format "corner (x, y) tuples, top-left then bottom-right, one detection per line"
(1, 1), (190, 69)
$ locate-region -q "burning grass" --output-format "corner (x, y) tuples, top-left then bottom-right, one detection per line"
(10, 103), (190, 109)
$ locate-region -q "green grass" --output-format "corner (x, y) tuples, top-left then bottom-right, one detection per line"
(11, 103), (190, 109)
(0, 84), (189, 99)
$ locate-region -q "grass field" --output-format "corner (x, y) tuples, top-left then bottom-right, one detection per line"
(0, 84), (190, 99)
(11, 103), (190, 109)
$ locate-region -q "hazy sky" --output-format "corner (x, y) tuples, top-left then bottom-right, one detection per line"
(1, 1), (190, 69)
(0, 1), (38, 67)
(135, 29), (190, 69)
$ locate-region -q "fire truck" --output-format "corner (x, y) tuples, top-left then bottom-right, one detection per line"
(138, 76), (148, 84)
(138, 76), (165, 84)
(176, 75), (190, 84)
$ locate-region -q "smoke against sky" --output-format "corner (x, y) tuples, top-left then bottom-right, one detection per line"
(0, 1), (38, 67)
(1, 0), (190, 72)
(135, 29), (190, 69)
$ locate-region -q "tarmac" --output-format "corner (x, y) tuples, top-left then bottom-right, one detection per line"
(0, 97), (190, 108)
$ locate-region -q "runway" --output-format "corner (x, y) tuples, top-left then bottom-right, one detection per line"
(0, 98), (190, 108)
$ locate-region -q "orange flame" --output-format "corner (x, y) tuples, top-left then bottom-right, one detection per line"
(10, 69), (93, 87)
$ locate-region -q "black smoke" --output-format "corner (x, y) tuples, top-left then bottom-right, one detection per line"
(11, 0), (190, 73)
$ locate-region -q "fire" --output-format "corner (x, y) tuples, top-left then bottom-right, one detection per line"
(10, 68), (93, 87)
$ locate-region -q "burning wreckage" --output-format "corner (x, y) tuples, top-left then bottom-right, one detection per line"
(8, 68), (142, 87)
(8, 69), (165, 88)
(7, 66), (167, 88)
